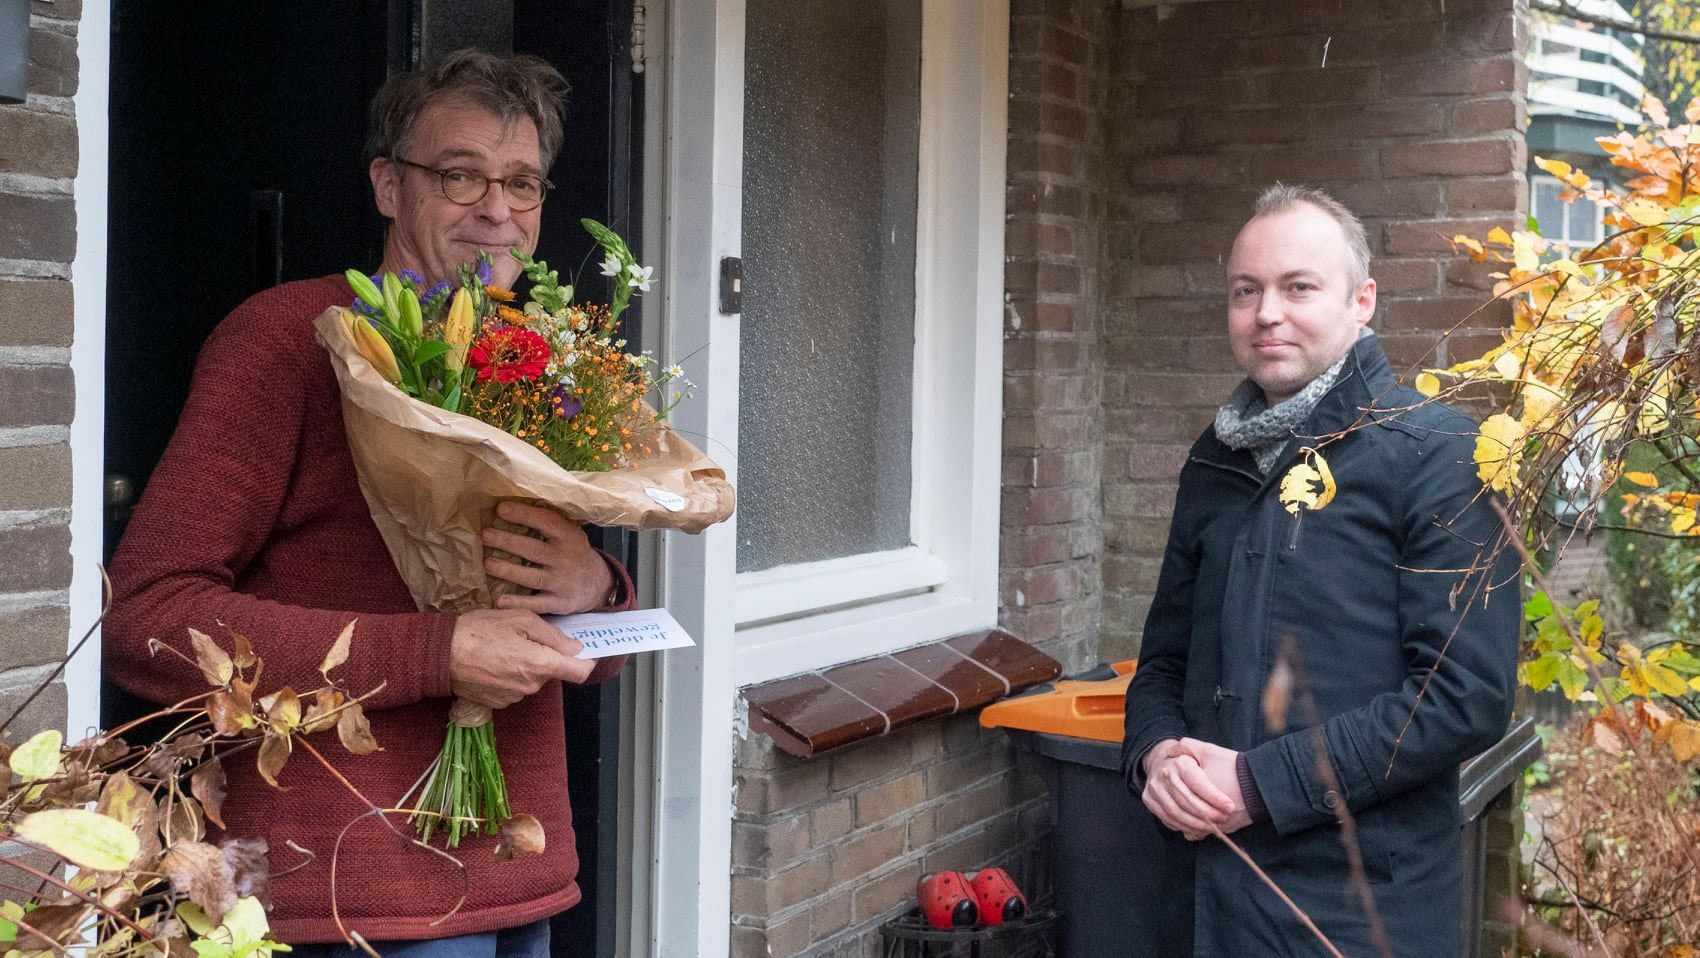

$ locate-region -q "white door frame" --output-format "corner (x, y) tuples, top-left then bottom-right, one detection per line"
(637, 1), (745, 955)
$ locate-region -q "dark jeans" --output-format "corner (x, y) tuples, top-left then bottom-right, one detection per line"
(286, 917), (550, 958)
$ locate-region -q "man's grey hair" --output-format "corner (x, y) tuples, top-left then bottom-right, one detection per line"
(1252, 184), (1372, 295)
(365, 49), (569, 170)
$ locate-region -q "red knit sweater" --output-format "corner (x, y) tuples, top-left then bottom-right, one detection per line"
(105, 275), (630, 944)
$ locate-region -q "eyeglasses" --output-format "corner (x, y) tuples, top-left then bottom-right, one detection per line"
(392, 157), (554, 212)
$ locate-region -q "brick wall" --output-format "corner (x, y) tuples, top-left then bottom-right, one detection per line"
(0, 0), (83, 740)
(1000, 0), (1108, 677)
(1100, 0), (1528, 658)
(730, 715), (1049, 958)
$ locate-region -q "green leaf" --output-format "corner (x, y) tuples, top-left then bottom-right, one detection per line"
(1522, 651), (1565, 691)
(14, 808), (141, 871)
(1557, 659), (1589, 701)
(411, 340), (451, 365)
(1524, 591), (1554, 622)
(1580, 615), (1604, 646)
(0, 900), (26, 943)
(1573, 599), (1600, 620)
(9, 729), (62, 782)
(1535, 615), (1569, 654)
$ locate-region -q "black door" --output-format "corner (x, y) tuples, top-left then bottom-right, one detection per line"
(104, 4), (640, 955)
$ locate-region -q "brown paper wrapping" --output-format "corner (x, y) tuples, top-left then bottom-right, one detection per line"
(314, 307), (736, 613)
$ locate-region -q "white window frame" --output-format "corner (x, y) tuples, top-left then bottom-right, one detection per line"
(731, 0), (1008, 687)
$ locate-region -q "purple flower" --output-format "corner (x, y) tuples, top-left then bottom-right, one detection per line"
(422, 280), (452, 305)
(552, 385), (582, 419)
(399, 269), (424, 287)
(350, 298), (379, 317)
(475, 259), (494, 285)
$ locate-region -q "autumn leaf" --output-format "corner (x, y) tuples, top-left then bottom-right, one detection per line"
(1277, 448), (1336, 516)
(256, 732), (291, 788)
(336, 701), (381, 756)
(1620, 643), (1690, 698)
(191, 760), (229, 831)
(1414, 372), (1440, 397)
(1474, 414), (1526, 493)
(1624, 471), (1659, 488)
(9, 729), (62, 782)
(1624, 198), (1668, 228)
(165, 793), (205, 845)
(1672, 721), (1700, 763)
(188, 628), (234, 687)
(15, 808), (142, 871)
(161, 840), (236, 925)
(206, 690), (246, 737)
(320, 619), (355, 678)
(1261, 659), (1293, 734)
(494, 813), (546, 862)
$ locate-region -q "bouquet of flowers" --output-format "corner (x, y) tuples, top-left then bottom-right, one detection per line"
(313, 220), (735, 846)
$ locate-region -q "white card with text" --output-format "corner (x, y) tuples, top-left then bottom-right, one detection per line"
(548, 607), (697, 659)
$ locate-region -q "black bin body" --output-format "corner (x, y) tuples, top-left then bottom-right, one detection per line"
(1007, 730), (1170, 958)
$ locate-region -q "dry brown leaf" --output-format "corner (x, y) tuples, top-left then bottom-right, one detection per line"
(190, 760), (228, 831)
(161, 840), (237, 926)
(302, 689), (345, 734)
(321, 619), (355, 677)
(1261, 659), (1293, 734)
(187, 628), (233, 687)
(206, 690), (245, 737)
(221, 836), (271, 906)
(494, 813), (546, 862)
(256, 732), (291, 788)
(1672, 721), (1700, 764)
(164, 793), (205, 845)
(231, 631), (257, 670)
(96, 771), (163, 867)
(13, 901), (92, 951)
(336, 702), (381, 756)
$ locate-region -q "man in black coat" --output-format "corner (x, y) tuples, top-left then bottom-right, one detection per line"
(1121, 185), (1520, 956)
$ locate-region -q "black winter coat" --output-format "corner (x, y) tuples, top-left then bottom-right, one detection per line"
(1122, 335), (1520, 957)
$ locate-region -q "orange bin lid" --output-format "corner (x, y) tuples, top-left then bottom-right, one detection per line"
(979, 660), (1136, 743)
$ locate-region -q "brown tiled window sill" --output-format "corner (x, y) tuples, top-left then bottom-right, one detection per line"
(741, 629), (1061, 759)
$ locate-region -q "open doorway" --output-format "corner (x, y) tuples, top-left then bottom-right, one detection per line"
(103, 3), (641, 954)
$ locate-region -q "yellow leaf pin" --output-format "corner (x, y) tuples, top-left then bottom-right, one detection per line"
(1278, 447), (1336, 517)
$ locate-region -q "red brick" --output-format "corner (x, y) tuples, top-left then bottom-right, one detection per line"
(1250, 148), (1378, 185)
(1254, 0), (1392, 30)
(1444, 257), (1506, 293)
(1372, 258), (1442, 296)
(1301, 22), (1449, 66)
(1138, 221), (1242, 265)
(1008, 98), (1091, 141)
(1041, 22), (1093, 64)
(1381, 58), (1516, 97)
(1004, 565), (1079, 607)
(1381, 296), (1511, 332)
(851, 861), (920, 923)
(1384, 217), (1516, 255)
(1445, 176), (1525, 213)
(1117, 192), (1183, 225)
(1312, 102), (1445, 141)
(1252, 68), (1380, 106)
(1137, 75), (1251, 113)
(1384, 137), (1520, 178)
(1446, 13), (1518, 54)
(1005, 374), (1091, 411)
(1451, 97), (1523, 136)
(999, 527), (1075, 565)
(1126, 153), (1244, 188)
(1184, 109), (1310, 147)
(1326, 180), (1444, 218)
(1001, 486), (1096, 526)
(1003, 336), (1085, 372)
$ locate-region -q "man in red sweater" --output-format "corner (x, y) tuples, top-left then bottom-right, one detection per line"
(105, 50), (629, 956)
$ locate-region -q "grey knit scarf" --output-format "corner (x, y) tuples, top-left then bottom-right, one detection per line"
(1214, 332), (1369, 475)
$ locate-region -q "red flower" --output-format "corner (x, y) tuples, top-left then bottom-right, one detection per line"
(467, 327), (551, 383)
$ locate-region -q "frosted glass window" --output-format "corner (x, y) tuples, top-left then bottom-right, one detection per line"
(736, 0), (921, 574)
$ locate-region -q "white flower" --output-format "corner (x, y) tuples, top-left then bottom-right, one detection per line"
(627, 265), (656, 292)
(599, 256), (624, 278)
(665, 364), (684, 379)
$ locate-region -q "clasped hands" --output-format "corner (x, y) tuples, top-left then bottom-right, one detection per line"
(1141, 737), (1253, 841)
(449, 502), (617, 708)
